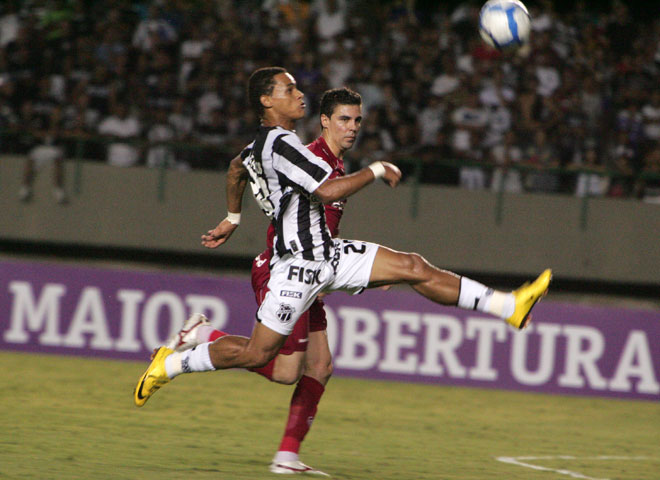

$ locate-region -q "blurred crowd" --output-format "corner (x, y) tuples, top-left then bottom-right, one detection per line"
(1, 0), (660, 203)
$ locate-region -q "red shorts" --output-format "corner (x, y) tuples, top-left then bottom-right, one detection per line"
(251, 249), (327, 355)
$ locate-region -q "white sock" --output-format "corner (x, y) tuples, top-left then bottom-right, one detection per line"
(164, 342), (215, 379)
(457, 277), (515, 319)
(164, 352), (182, 378)
(274, 451), (299, 463)
(481, 290), (515, 318)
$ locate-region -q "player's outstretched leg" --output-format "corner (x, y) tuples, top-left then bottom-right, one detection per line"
(369, 246), (551, 329)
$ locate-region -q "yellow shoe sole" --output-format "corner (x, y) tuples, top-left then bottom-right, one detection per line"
(506, 269), (552, 329)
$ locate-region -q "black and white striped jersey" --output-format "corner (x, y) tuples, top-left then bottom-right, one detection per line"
(242, 126), (333, 261)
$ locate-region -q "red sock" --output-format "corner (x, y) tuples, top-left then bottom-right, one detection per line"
(278, 375), (325, 454)
(209, 329), (227, 341)
(250, 359), (275, 380)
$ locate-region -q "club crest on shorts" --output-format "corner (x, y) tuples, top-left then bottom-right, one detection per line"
(276, 303), (296, 324)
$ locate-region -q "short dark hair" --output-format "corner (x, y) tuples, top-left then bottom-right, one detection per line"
(248, 66), (287, 118)
(319, 87), (362, 118)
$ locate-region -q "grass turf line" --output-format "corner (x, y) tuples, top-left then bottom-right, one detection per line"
(1, 351), (658, 480)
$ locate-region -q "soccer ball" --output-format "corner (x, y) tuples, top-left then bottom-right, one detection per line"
(478, 0), (531, 51)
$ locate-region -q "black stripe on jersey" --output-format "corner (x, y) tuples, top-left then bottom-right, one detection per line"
(273, 134), (329, 184)
(318, 202), (331, 260)
(251, 128), (271, 191)
(252, 130), (269, 166)
(240, 145), (252, 160)
(297, 196), (314, 260)
(275, 191), (293, 258)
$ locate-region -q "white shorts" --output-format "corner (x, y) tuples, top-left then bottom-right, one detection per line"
(28, 145), (63, 168)
(257, 239), (380, 335)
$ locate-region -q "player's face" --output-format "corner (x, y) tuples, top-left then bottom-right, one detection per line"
(266, 73), (306, 122)
(322, 104), (362, 154)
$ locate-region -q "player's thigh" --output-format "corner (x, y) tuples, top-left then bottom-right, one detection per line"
(368, 245), (429, 286)
(271, 351), (306, 385)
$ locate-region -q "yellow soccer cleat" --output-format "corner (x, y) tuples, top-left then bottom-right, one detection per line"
(506, 269), (552, 330)
(134, 346), (173, 407)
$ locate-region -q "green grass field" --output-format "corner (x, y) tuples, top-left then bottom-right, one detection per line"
(1, 351), (658, 480)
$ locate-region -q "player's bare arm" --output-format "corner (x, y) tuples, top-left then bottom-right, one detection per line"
(314, 161), (401, 204)
(202, 154), (248, 249)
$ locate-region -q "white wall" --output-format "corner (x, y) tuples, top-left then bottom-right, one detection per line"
(2, 156), (659, 284)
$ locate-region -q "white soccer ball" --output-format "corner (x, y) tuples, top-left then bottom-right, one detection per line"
(479, 0), (531, 51)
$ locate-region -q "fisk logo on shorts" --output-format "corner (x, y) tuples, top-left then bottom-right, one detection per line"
(280, 290), (302, 299)
(277, 303), (296, 323)
(287, 265), (322, 285)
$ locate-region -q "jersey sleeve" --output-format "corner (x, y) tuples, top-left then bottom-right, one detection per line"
(271, 131), (332, 194)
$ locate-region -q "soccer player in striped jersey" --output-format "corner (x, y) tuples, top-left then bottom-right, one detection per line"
(163, 87), (363, 475)
(135, 67), (551, 472)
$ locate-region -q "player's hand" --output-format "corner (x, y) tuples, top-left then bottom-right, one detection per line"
(381, 161), (402, 188)
(201, 219), (238, 248)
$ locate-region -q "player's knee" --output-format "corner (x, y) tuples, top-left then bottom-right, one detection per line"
(305, 358), (333, 384)
(271, 368), (302, 385)
(400, 252), (429, 280)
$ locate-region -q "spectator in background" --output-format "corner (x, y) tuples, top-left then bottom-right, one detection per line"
(193, 107), (228, 170)
(358, 106), (395, 156)
(569, 145), (610, 198)
(132, 4), (178, 53)
(311, 0), (348, 54)
(387, 118), (421, 179)
(431, 54), (462, 98)
(580, 76), (604, 136)
(607, 130), (636, 197)
(516, 76), (544, 134)
(18, 105), (67, 204)
(62, 91), (101, 160)
(145, 106), (183, 170)
(85, 64), (114, 116)
(0, 2), (21, 48)
(195, 76), (223, 126)
(168, 95), (194, 141)
(97, 102), (141, 167)
(450, 91), (488, 190)
(417, 94), (444, 146)
(490, 130), (524, 193)
(178, 23), (211, 86)
(534, 52), (561, 98)
(525, 128), (560, 193)
(418, 126), (457, 185)
(637, 141), (660, 203)
(616, 103), (645, 156)
(0, 75), (17, 131)
(641, 91), (660, 144)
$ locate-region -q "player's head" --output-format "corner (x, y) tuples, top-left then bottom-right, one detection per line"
(319, 87), (363, 155)
(248, 67), (305, 123)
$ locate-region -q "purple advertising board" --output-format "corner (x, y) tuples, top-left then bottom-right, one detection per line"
(1, 259), (658, 401)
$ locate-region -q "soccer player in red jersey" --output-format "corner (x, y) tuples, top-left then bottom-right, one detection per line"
(165, 87), (362, 475)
